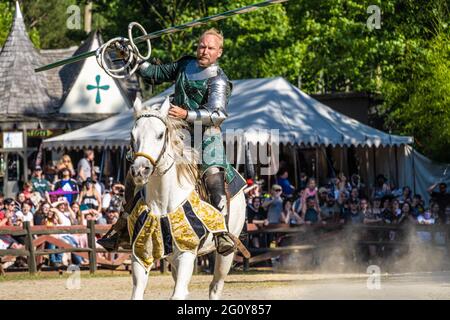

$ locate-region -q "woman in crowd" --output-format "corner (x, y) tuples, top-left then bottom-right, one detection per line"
(33, 202), (51, 226)
(78, 178), (102, 216)
(56, 154), (76, 178)
(398, 186), (412, 205)
(281, 199), (303, 226)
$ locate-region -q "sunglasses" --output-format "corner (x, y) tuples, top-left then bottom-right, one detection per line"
(273, 189), (282, 192)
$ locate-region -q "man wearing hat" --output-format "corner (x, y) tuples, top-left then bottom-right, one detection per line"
(262, 184), (284, 225)
(31, 166), (52, 203)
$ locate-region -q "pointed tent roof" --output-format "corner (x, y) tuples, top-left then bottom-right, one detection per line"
(0, 2), (54, 114)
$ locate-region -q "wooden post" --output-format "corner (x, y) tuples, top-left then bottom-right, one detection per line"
(315, 147), (319, 184)
(394, 145), (399, 187)
(87, 220), (97, 274)
(293, 145), (299, 189)
(24, 221), (37, 275)
(365, 147), (370, 197)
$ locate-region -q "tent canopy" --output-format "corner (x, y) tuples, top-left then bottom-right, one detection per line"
(43, 77), (412, 150)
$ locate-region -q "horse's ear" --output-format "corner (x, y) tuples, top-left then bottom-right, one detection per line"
(159, 96), (171, 116)
(133, 97), (143, 113)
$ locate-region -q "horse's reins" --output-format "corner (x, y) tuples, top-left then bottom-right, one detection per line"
(131, 111), (174, 176)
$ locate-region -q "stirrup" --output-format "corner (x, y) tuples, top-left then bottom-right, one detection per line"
(215, 233), (236, 256)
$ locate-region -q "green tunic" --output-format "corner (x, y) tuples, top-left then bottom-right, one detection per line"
(139, 56), (235, 183)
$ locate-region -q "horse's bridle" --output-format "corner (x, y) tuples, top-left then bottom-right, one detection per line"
(128, 111), (174, 176)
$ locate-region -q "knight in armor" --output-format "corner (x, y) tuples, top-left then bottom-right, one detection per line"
(99, 28), (236, 255)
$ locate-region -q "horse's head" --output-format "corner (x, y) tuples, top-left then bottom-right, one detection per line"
(129, 97), (172, 185)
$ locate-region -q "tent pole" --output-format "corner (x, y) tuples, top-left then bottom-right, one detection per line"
(99, 147), (106, 182)
(365, 147), (370, 197)
(315, 146), (319, 184)
(394, 145), (399, 187)
(372, 146), (377, 189)
(412, 145), (416, 194)
(293, 144), (298, 189)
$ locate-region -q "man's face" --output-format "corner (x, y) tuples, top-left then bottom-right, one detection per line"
(197, 34), (222, 67)
(439, 184), (447, 193)
(253, 199), (261, 209)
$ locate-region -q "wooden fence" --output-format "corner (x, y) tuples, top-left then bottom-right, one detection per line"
(2, 221), (450, 275)
(0, 221), (132, 275)
(239, 223), (450, 271)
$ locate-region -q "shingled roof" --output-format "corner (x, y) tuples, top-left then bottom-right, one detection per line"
(0, 2), (55, 115)
(0, 2), (140, 119)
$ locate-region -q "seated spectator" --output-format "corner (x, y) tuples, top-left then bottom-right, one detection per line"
(71, 202), (84, 226)
(371, 197), (382, 217)
(292, 188), (304, 215)
(381, 198), (394, 224)
(78, 178), (102, 214)
(398, 186), (412, 205)
(98, 206), (120, 225)
(349, 188), (360, 205)
(318, 187), (329, 206)
(55, 154), (76, 178)
(397, 202), (416, 225)
(362, 197), (382, 223)
(33, 202), (51, 226)
(416, 209), (436, 243)
(22, 182), (33, 200)
(281, 199), (302, 226)
(340, 199), (363, 224)
(52, 198), (77, 225)
(372, 174), (390, 199)
(19, 200), (34, 226)
(31, 165), (52, 203)
(391, 199), (402, 222)
(53, 168), (79, 205)
(2, 198), (23, 226)
(350, 174), (365, 194)
(247, 197), (267, 224)
(303, 178), (318, 200)
(102, 182), (125, 212)
(261, 184), (284, 225)
(320, 193), (340, 222)
(302, 196), (321, 225)
(428, 182), (450, 223)
(275, 168), (295, 198)
(16, 192), (26, 208)
(411, 194), (424, 219)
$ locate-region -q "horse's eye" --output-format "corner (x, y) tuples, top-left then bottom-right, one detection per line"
(157, 132), (164, 140)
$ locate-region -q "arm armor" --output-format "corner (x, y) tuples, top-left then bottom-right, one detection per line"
(186, 71), (231, 126)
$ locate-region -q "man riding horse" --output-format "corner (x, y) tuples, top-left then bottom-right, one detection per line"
(99, 28), (238, 255)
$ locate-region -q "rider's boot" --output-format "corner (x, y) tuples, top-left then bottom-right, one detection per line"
(97, 172), (134, 252)
(204, 169), (235, 256)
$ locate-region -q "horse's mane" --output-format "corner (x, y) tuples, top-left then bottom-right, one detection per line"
(165, 115), (200, 186)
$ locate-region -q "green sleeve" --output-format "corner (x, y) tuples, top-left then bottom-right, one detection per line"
(138, 60), (181, 83)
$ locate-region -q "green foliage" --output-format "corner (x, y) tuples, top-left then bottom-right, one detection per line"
(0, 2), (13, 46)
(0, 0), (449, 162)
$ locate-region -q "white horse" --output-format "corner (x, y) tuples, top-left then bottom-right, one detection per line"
(129, 97), (246, 300)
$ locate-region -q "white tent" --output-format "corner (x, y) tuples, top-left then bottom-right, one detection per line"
(42, 77), (412, 149)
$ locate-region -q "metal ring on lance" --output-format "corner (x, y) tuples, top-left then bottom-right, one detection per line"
(95, 22), (151, 79)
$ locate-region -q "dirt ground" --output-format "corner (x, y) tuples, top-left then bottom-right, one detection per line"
(1, 271), (450, 300)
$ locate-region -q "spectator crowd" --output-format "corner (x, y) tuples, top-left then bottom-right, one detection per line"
(0, 149), (125, 267)
(1, 149), (450, 268)
(245, 168), (450, 258)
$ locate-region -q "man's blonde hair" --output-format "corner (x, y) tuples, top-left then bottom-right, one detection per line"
(199, 28), (224, 49)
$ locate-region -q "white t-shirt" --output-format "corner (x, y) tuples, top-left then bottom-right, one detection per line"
(102, 193), (112, 210)
(20, 212), (34, 223)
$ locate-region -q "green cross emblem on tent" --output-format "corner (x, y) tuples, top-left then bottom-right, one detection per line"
(87, 75), (110, 104)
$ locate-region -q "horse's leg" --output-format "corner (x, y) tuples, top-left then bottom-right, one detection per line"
(170, 251), (196, 300)
(209, 252), (234, 300)
(131, 256), (150, 300)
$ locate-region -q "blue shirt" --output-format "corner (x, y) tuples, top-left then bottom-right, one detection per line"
(276, 177), (294, 196)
